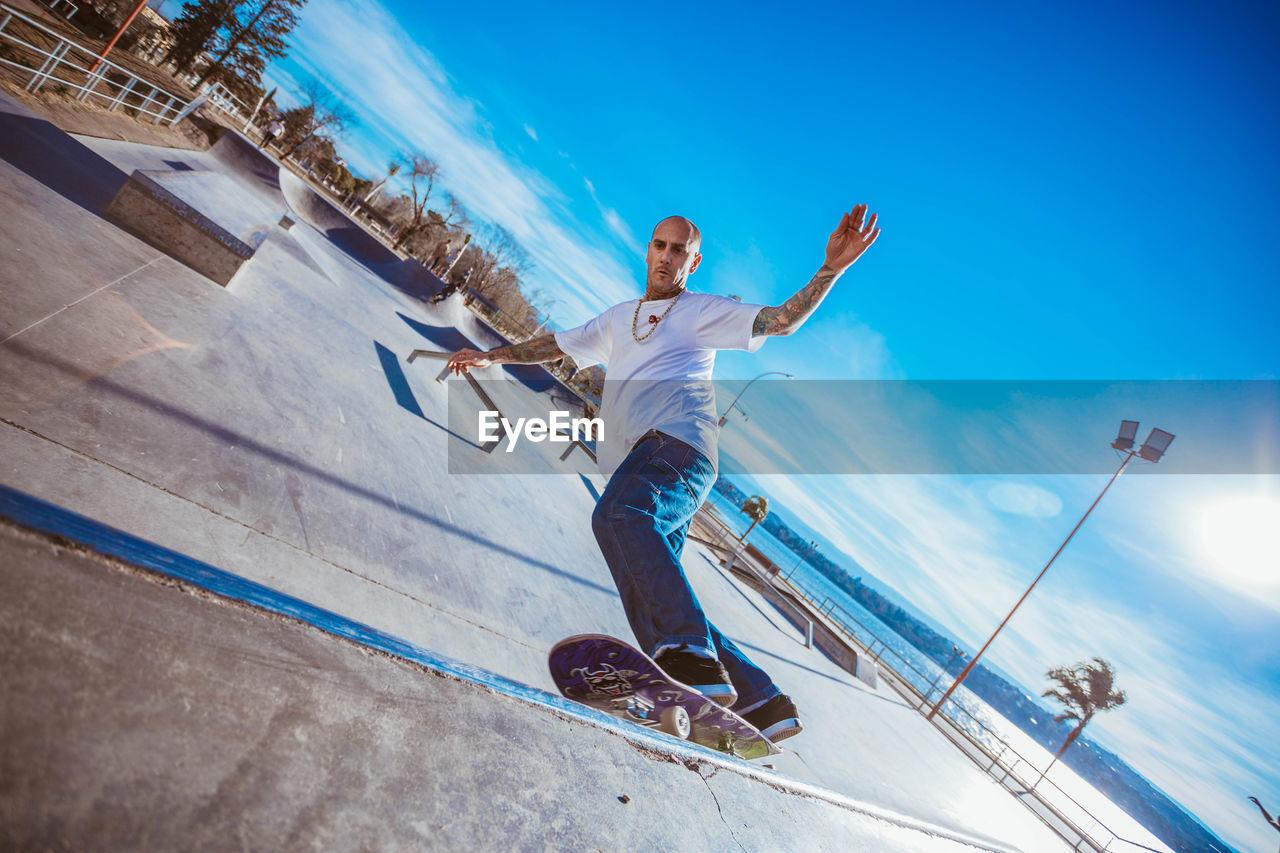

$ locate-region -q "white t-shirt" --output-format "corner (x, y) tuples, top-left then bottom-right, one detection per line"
(555, 291), (767, 480)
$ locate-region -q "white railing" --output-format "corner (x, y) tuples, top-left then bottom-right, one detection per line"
(0, 1), (194, 125)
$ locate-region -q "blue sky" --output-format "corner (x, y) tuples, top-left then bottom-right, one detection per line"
(257, 1), (1279, 848)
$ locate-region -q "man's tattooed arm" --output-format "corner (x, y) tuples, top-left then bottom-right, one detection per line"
(752, 266), (840, 337)
(486, 334), (565, 364)
(753, 203), (881, 337)
(445, 334), (564, 375)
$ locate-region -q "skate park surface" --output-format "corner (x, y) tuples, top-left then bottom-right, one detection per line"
(0, 90), (1074, 851)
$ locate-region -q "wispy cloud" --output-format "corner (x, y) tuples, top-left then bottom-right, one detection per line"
(583, 177), (639, 253)
(523, 123), (538, 141)
(275, 0), (636, 324)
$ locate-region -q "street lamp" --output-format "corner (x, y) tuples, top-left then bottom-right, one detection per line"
(919, 646), (966, 711)
(718, 371), (793, 427)
(786, 540), (818, 580)
(925, 420), (1175, 721)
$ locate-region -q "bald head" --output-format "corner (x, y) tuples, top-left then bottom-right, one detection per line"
(654, 216), (701, 252)
(645, 216), (703, 298)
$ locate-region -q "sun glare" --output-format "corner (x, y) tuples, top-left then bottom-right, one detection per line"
(1195, 496), (1280, 587)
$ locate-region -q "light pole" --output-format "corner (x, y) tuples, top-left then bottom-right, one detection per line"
(718, 371), (792, 427)
(926, 420), (1175, 722)
(919, 646), (965, 711)
(786, 540), (818, 580)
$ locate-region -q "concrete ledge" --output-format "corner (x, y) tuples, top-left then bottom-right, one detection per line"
(721, 554), (864, 675)
(0, 486), (1018, 852)
(104, 169), (270, 286)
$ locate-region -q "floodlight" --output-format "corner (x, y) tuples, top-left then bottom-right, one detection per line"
(1112, 420), (1139, 452)
(1138, 428), (1175, 463)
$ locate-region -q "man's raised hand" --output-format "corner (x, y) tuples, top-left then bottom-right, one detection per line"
(824, 204), (880, 273)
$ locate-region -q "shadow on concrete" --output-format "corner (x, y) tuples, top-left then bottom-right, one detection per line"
(730, 637), (866, 694)
(396, 312), (479, 354)
(278, 166), (403, 269)
(375, 340), (426, 418)
(372, 340), (481, 450)
(393, 312), (573, 397)
(0, 110), (128, 214)
(209, 130), (283, 206)
(3, 339), (617, 597)
(579, 474), (601, 502)
(373, 258), (444, 301)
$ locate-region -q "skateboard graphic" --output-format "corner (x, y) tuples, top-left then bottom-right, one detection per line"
(548, 634), (781, 760)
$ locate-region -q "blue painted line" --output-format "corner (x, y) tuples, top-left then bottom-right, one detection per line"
(0, 483), (738, 763)
(0, 484), (1019, 849)
(0, 482), (563, 713)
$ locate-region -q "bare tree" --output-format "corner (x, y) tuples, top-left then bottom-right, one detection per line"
(392, 155), (441, 250)
(469, 222), (530, 294)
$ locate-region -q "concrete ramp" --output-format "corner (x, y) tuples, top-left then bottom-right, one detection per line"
(0, 493), (1017, 853)
(279, 167), (400, 266)
(375, 256), (449, 302)
(207, 129), (287, 212)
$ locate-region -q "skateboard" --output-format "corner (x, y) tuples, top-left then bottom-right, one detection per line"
(548, 634), (781, 760)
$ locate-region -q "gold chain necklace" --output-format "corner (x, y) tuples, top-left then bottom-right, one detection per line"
(631, 288), (685, 343)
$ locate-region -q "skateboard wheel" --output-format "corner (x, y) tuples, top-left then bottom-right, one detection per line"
(659, 705), (691, 739)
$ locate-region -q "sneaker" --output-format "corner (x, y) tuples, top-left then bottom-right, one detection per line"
(654, 646), (738, 707)
(738, 694), (803, 743)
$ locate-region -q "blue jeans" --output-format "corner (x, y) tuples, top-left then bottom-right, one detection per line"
(591, 430), (779, 709)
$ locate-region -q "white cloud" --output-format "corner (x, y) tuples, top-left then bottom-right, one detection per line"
(523, 122), (538, 141)
(986, 480), (1063, 518)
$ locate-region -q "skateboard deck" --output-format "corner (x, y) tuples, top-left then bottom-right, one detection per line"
(548, 634), (781, 759)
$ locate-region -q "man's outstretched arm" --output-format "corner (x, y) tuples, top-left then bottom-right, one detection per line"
(445, 333), (565, 375)
(753, 204), (880, 337)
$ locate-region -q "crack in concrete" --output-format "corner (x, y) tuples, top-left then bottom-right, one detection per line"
(696, 764), (747, 852)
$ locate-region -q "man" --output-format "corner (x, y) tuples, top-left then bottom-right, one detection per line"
(446, 206), (879, 741)
(428, 240), (451, 274)
(431, 265), (472, 304)
(259, 116), (284, 151)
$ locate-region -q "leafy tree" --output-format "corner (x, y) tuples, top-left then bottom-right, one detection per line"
(278, 82), (353, 160)
(173, 0), (308, 90)
(166, 0), (236, 74)
(1036, 657), (1127, 787)
(740, 496), (769, 540)
(199, 0), (305, 88)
